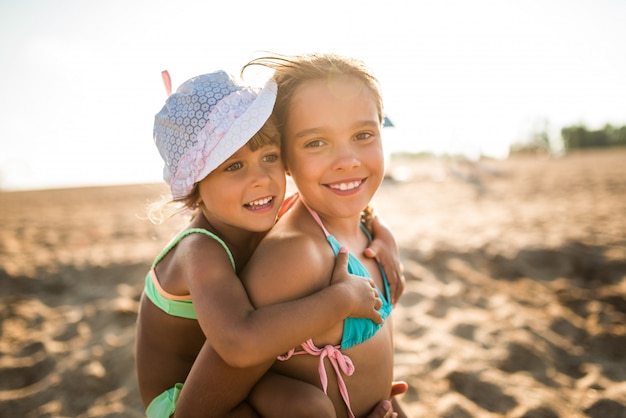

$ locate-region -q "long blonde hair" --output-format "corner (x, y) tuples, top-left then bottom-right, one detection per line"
(242, 52), (384, 143)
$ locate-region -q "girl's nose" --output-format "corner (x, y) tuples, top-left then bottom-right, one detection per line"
(332, 143), (361, 170)
(249, 163), (273, 187)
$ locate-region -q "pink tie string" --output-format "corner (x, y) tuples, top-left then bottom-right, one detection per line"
(279, 339), (356, 418)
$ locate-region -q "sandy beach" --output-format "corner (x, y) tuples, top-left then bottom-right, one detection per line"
(1, 148), (625, 417)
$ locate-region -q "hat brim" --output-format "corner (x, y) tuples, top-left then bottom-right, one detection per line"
(192, 78), (278, 187)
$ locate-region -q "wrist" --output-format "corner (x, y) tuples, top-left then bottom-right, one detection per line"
(327, 281), (355, 317)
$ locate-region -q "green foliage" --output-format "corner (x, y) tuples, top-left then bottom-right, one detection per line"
(561, 124), (626, 151)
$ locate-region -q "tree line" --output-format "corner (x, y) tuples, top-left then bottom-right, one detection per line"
(510, 122), (626, 155)
(561, 124), (626, 151)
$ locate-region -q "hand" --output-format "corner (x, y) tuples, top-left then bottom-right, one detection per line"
(366, 381), (409, 418)
(364, 216), (405, 305)
(330, 248), (383, 324)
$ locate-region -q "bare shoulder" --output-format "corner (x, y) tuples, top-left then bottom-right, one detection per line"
(242, 211), (333, 308)
(179, 232), (241, 286)
(157, 229), (243, 319)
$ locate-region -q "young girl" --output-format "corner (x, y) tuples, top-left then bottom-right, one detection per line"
(240, 53), (406, 418)
(135, 70), (404, 417)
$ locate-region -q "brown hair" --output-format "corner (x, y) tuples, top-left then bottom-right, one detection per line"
(242, 52), (384, 143)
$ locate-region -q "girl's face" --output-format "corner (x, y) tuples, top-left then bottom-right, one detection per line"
(283, 75), (384, 220)
(198, 143), (285, 233)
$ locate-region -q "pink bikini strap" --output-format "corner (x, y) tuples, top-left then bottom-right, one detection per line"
(299, 198), (332, 238)
(278, 192), (332, 238)
(278, 340), (355, 418)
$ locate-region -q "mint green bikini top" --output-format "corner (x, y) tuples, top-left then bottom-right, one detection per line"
(144, 228), (235, 319)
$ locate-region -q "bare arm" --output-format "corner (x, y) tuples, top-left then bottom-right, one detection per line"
(188, 236), (381, 369)
(170, 236), (382, 416)
(241, 231), (340, 313)
(174, 342), (267, 418)
(364, 214), (405, 304)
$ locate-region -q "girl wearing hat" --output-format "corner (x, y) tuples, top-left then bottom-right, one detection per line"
(136, 70), (405, 417)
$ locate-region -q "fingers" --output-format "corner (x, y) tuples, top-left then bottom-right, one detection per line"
(330, 247), (350, 283)
(374, 294), (383, 310)
(368, 297), (383, 323)
(365, 382), (410, 418)
(365, 400), (392, 418)
(385, 261), (405, 305)
(389, 381), (409, 397)
(363, 246), (377, 259)
(387, 265), (400, 304)
(369, 281), (383, 324)
(368, 279), (383, 310)
(369, 280), (383, 323)
(364, 243), (405, 305)
(391, 272), (406, 305)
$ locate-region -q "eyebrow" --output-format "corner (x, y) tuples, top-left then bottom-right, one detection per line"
(293, 120), (380, 139)
(293, 127), (323, 139)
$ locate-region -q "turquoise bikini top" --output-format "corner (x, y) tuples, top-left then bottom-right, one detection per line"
(303, 201), (393, 349)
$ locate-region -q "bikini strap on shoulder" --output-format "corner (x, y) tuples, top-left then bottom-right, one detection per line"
(152, 228), (236, 270)
(300, 199), (331, 238)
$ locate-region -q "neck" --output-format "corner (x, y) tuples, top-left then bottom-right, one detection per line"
(298, 198), (363, 241)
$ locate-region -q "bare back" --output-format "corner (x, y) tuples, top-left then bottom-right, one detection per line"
(136, 293), (206, 406)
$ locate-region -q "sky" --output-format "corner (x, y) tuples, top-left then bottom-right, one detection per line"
(1, 0), (625, 190)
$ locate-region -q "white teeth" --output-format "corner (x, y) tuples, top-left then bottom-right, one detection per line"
(330, 181), (361, 191)
(248, 197), (272, 207)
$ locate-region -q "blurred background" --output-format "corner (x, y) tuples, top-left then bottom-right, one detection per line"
(2, 2), (626, 416)
(1, 0), (625, 191)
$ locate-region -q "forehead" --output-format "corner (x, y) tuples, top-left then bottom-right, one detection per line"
(287, 76), (378, 129)
(227, 141), (278, 159)
(293, 75), (368, 104)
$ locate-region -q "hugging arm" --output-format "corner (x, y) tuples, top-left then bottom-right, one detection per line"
(189, 239), (381, 370)
(173, 239), (381, 416)
(364, 214), (405, 304)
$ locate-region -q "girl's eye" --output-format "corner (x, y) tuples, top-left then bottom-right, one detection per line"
(225, 162), (243, 171)
(305, 139), (323, 148)
(263, 153), (280, 163)
(355, 132), (373, 141)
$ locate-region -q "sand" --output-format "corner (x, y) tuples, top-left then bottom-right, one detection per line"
(1, 149), (625, 417)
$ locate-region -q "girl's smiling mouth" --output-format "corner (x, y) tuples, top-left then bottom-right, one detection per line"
(326, 179), (365, 192)
(244, 196), (274, 210)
